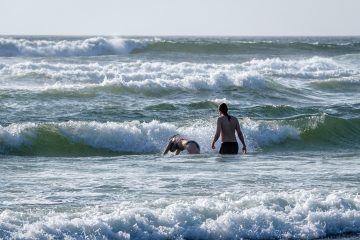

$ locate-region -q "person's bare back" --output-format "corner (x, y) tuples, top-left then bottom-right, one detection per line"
(212, 103), (247, 154)
(216, 115), (239, 142)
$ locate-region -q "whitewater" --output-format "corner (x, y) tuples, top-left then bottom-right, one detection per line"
(1, 36), (360, 240)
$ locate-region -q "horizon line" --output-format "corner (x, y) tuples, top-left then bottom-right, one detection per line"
(1, 34), (360, 38)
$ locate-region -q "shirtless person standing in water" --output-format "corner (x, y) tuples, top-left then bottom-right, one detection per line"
(212, 103), (247, 154)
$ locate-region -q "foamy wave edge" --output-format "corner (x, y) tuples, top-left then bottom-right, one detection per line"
(1, 190), (359, 239)
(1, 57), (357, 92)
(0, 37), (147, 57)
(0, 119), (299, 155)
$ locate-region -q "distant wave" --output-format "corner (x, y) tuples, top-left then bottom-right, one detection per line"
(310, 77), (360, 92)
(1, 37), (360, 57)
(1, 115), (359, 156)
(141, 39), (360, 55)
(143, 99), (231, 111)
(1, 190), (360, 239)
(0, 57), (358, 94)
(0, 37), (147, 57)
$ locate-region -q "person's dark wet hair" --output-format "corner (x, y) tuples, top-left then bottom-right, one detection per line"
(219, 103), (231, 120)
(168, 135), (179, 152)
(169, 141), (177, 152)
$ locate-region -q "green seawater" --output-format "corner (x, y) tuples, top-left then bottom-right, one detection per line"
(0, 36), (359, 239)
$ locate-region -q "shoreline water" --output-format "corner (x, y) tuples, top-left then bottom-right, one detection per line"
(1, 152), (360, 239)
(1, 36), (359, 239)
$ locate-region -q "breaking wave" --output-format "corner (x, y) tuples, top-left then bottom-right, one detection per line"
(0, 37), (146, 57)
(0, 57), (358, 94)
(1, 115), (359, 156)
(1, 190), (360, 239)
(1, 37), (360, 57)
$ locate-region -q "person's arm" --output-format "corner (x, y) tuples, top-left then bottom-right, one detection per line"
(175, 149), (181, 155)
(212, 118), (221, 149)
(235, 119), (247, 153)
(163, 141), (171, 155)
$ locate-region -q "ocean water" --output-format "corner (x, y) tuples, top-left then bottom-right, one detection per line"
(0, 36), (360, 239)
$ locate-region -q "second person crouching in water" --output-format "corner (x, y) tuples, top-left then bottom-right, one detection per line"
(211, 103), (247, 154)
(164, 135), (200, 155)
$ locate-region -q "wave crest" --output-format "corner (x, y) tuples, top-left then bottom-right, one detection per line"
(0, 37), (146, 57)
(2, 37), (360, 57)
(1, 115), (359, 156)
(1, 190), (359, 239)
(2, 56), (357, 93)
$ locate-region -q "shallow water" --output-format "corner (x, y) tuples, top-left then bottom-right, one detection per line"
(1, 152), (360, 239)
(0, 36), (360, 239)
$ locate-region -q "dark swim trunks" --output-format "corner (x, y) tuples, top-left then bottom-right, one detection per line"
(219, 142), (238, 154)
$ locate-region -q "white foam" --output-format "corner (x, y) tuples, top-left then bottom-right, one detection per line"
(0, 123), (37, 151)
(244, 56), (356, 79)
(241, 118), (300, 149)
(0, 119), (300, 154)
(0, 61), (268, 91)
(58, 120), (177, 153)
(210, 98), (231, 105)
(0, 56), (357, 92)
(1, 190), (359, 239)
(0, 37), (146, 57)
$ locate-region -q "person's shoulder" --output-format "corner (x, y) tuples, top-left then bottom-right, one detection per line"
(230, 115), (239, 122)
(217, 116), (226, 121)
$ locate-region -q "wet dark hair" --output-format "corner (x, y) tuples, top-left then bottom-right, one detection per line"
(219, 103), (231, 120)
(168, 135), (179, 152)
(169, 141), (177, 152)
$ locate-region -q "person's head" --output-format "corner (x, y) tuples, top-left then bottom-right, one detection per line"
(218, 103), (231, 120)
(168, 135), (179, 152)
(218, 103), (228, 115)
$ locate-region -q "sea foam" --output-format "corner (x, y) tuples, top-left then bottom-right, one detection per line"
(1, 57), (356, 92)
(1, 114), (356, 156)
(0, 119), (299, 155)
(0, 37), (146, 57)
(1, 190), (359, 239)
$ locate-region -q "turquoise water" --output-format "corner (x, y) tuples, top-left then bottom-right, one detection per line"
(0, 36), (360, 239)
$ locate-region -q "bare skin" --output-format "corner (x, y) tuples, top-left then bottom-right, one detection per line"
(211, 113), (247, 153)
(164, 136), (200, 155)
